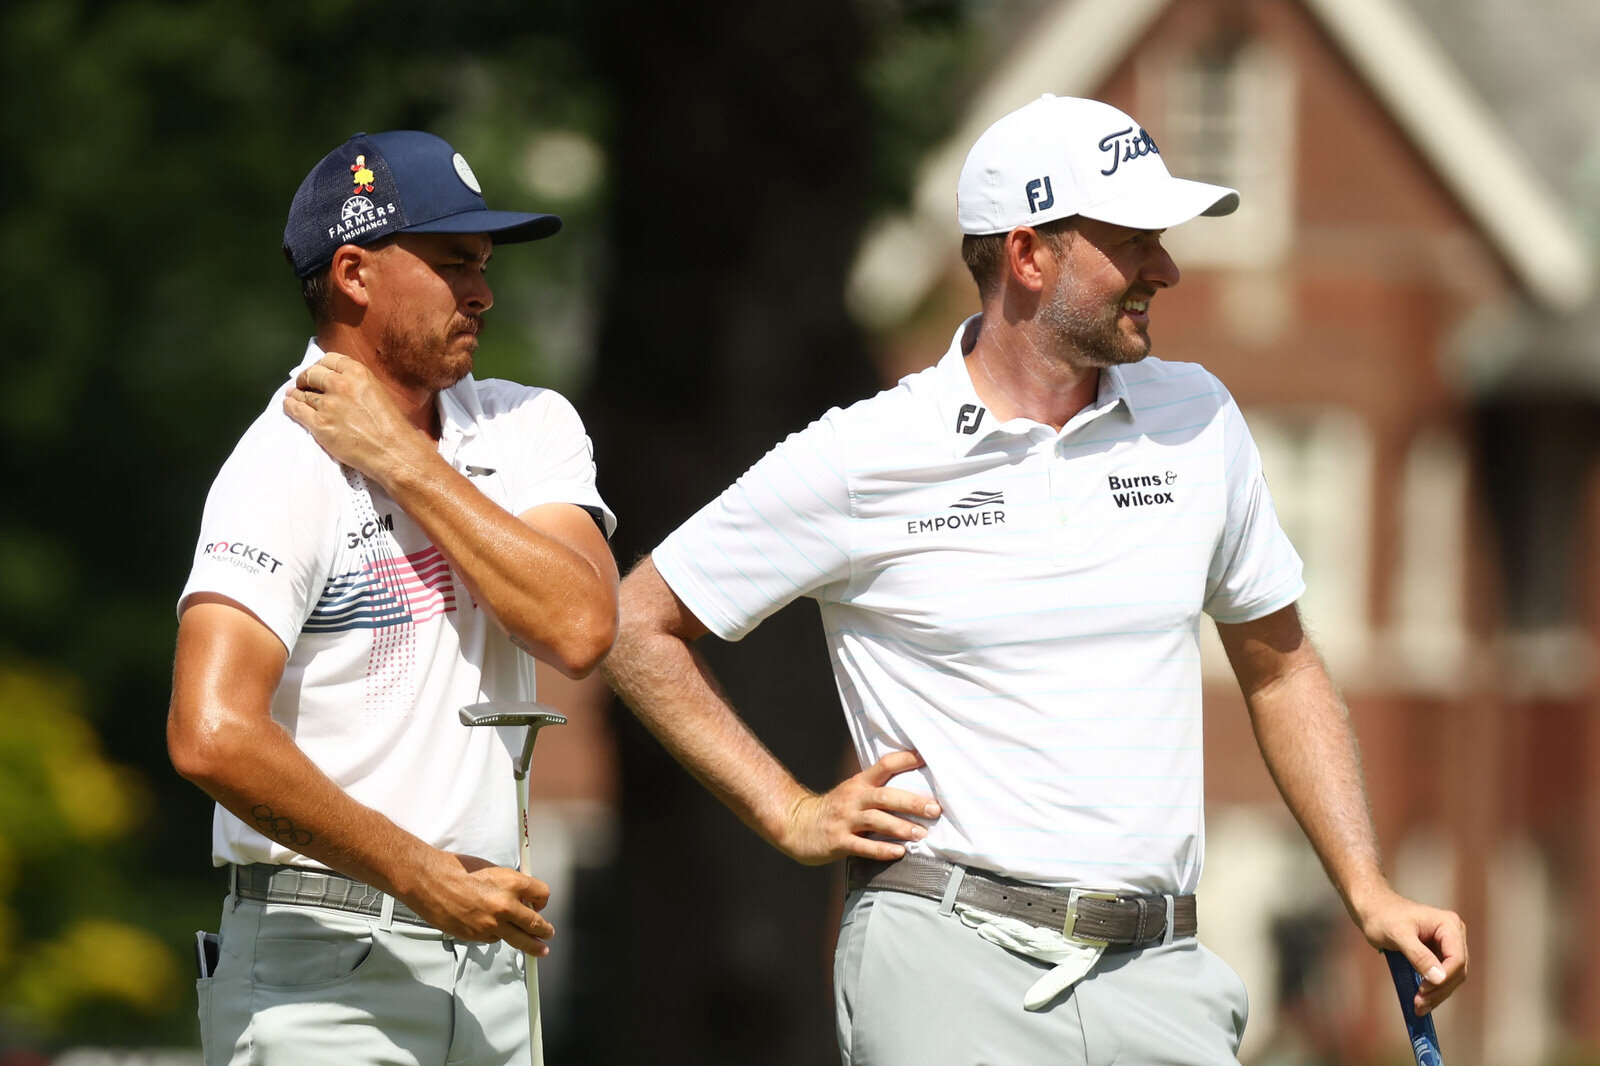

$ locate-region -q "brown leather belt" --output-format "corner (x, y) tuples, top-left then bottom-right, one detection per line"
(847, 855), (1196, 951)
(231, 864), (430, 928)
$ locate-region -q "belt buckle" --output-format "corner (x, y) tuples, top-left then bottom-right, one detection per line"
(1062, 888), (1118, 944)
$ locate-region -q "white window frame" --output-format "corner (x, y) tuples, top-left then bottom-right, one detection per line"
(1141, 39), (1297, 268)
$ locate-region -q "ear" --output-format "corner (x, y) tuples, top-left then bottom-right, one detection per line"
(328, 244), (376, 310)
(1003, 227), (1053, 294)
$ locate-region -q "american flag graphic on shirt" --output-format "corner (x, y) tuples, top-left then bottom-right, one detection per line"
(304, 544), (457, 632)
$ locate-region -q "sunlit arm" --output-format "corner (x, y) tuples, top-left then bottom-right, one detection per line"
(378, 453), (619, 679)
(282, 356), (619, 678)
(601, 556), (939, 865)
(1217, 603), (1468, 1014)
(166, 596), (555, 953)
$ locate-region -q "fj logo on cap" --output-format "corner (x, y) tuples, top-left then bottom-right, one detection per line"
(350, 154), (376, 193)
(1026, 177), (1055, 214)
(1098, 127), (1160, 177)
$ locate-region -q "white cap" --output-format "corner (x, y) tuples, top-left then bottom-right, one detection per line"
(957, 94), (1239, 235)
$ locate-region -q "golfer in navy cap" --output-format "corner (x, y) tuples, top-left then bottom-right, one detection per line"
(169, 130), (619, 1065)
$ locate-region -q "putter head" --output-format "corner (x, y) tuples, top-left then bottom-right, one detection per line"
(459, 701), (567, 779)
(459, 701), (568, 731)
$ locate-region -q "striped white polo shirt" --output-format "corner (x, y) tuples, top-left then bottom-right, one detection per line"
(654, 316), (1304, 894)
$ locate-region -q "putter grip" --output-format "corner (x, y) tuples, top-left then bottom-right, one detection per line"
(1383, 949), (1444, 1066)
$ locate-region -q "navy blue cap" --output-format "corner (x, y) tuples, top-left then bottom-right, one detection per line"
(283, 130), (562, 279)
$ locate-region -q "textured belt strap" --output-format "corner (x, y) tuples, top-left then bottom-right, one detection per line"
(231, 864), (431, 928)
(847, 855), (1196, 950)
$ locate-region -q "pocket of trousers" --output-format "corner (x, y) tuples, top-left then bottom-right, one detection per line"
(251, 931), (374, 990)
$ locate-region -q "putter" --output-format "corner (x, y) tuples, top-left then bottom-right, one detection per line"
(1383, 949), (1445, 1066)
(460, 701), (567, 1066)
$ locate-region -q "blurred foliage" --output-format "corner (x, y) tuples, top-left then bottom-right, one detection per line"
(0, 658), (176, 1041)
(0, 0), (990, 1051)
(0, 0), (609, 1048)
(858, 0), (1009, 215)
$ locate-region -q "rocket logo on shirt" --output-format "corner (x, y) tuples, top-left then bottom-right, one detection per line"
(202, 540), (285, 575)
(303, 544), (457, 632)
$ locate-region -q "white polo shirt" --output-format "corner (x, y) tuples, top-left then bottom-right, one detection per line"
(653, 316), (1303, 894)
(180, 341), (615, 870)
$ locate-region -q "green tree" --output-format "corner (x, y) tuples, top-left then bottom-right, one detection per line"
(0, 0), (605, 1047)
(0, 659), (179, 1042)
(1, 0), (986, 1051)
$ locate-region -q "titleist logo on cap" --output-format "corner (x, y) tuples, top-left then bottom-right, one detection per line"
(956, 94), (1238, 235)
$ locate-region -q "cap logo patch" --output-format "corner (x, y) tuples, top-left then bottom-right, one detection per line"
(330, 194), (398, 242)
(350, 154), (376, 193)
(1097, 127), (1160, 177)
(452, 153), (482, 195)
(1025, 176), (1055, 214)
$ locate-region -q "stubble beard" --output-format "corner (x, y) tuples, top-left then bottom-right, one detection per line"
(375, 314), (484, 393)
(1039, 274), (1151, 370)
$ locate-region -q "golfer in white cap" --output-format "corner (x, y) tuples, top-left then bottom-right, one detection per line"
(603, 95), (1466, 1064)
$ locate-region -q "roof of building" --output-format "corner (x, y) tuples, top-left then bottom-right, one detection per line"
(847, 0), (1594, 326)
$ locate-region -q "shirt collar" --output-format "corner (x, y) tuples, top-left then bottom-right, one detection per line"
(929, 315), (1136, 457)
(299, 339), (483, 449)
(437, 372), (483, 447)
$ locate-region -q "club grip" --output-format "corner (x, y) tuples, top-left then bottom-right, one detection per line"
(1383, 949), (1444, 1066)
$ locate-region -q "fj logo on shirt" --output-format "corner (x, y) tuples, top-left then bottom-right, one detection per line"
(907, 491), (1006, 534)
(1108, 471), (1177, 508)
(955, 403), (986, 435)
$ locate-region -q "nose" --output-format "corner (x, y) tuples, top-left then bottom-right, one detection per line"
(1143, 238), (1180, 289)
(462, 269), (494, 314)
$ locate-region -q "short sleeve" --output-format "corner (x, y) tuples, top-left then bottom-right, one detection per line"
(653, 414), (853, 642)
(500, 388), (616, 538)
(1202, 389), (1306, 623)
(177, 419), (338, 653)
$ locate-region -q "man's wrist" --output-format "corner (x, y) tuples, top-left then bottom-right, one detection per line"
(766, 787), (820, 855)
(367, 437), (446, 498)
(1341, 872), (1398, 927)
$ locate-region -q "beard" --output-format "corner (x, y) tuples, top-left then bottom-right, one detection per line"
(374, 313), (484, 392)
(1038, 274), (1151, 369)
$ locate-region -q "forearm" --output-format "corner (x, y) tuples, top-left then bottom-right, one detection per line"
(179, 712), (456, 900)
(168, 605), (460, 903)
(1220, 605), (1467, 1007)
(1245, 656), (1391, 920)
(170, 600), (555, 948)
(373, 448), (618, 676)
(603, 620), (812, 848)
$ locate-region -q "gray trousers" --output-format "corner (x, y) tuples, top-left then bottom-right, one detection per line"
(834, 888), (1249, 1066)
(198, 896), (530, 1065)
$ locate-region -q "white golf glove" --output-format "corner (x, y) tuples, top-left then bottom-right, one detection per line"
(955, 904), (1105, 1011)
